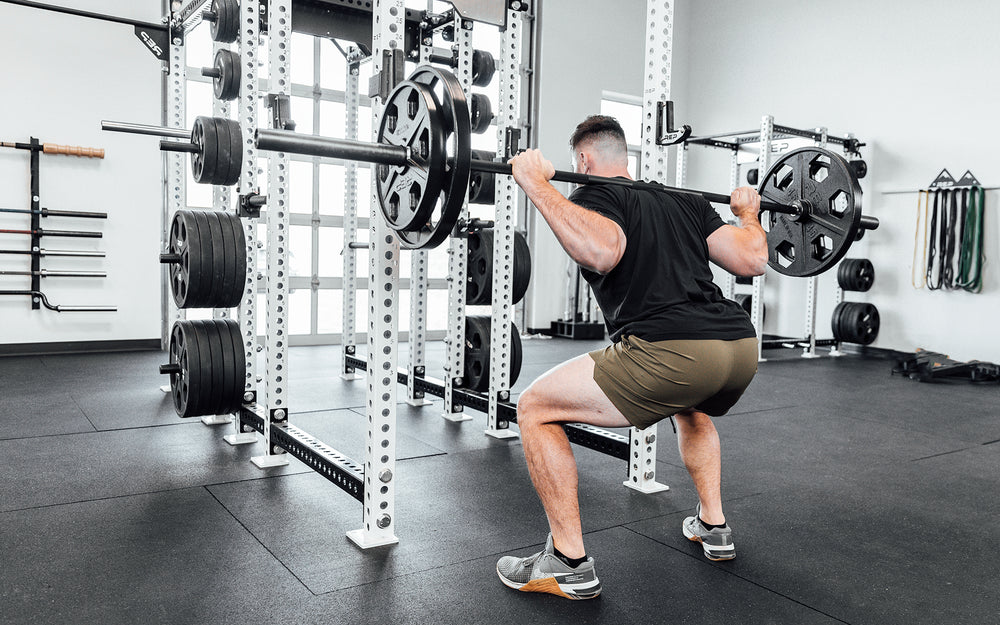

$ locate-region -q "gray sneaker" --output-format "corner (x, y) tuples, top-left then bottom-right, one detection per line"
(682, 505), (736, 561)
(496, 534), (602, 600)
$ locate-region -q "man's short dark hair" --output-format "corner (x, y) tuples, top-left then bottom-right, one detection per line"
(570, 115), (627, 151)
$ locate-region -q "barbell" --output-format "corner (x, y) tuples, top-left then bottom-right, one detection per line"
(103, 65), (878, 278)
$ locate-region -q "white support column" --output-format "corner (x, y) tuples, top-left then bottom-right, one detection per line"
(341, 49), (364, 380)
(720, 148), (739, 301)
(405, 34), (441, 409)
(224, 0), (262, 447)
(442, 18), (473, 423)
(204, 40), (237, 426)
(346, 0), (403, 550)
(802, 127), (828, 359)
(751, 115), (774, 363)
(251, 0), (292, 469)
(623, 0), (675, 494)
(160, 26), (186, 394)
(485, 5), (522, 440)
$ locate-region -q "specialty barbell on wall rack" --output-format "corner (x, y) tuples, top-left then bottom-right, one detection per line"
(103, 65), (879, 278)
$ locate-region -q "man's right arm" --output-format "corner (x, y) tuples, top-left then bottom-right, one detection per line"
(706, 187), (768, 277)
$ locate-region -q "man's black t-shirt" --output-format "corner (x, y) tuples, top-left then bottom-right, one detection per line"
(568, 181), (756, 343)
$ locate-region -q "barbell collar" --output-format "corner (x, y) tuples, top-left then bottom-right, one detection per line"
(102, 120), (191, 140)
(255, 128), (410, 166)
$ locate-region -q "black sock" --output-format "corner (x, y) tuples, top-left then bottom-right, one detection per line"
(553, 546), (588, 568)
(699, 517), (726, 531)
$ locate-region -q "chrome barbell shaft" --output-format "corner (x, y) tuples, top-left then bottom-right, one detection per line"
(101, 120), (191, 140)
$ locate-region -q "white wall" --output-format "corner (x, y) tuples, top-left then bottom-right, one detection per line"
(672, 0), (1000, 361)
(526, 0), (647, 330)
(0, 3), (164, 346)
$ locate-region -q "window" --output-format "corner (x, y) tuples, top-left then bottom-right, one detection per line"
(601, 92), (643, 177)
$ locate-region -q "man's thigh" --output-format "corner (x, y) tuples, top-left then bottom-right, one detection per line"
(519, 353), (633, 429)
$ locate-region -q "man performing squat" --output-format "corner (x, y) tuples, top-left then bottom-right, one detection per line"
(496, 116), (767, 600)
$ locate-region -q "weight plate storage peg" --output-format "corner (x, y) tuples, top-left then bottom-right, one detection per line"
(463, 316), (523, 393)
(161, 318), (246, 418)
(837, 258), (875, 292)
(759, 147), (864, 278)
(161, 209), (246, 309)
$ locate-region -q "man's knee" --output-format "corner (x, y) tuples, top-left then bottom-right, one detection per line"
(516, 387), (548, 430)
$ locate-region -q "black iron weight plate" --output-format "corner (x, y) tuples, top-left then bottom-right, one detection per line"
(214, 211), (237, 308)
(376, 80), (448, 233)
(759, 147), (863, 278)
(191, 117), (219, 185)
(214, 111), (234, 188)
(392, 65), (473, 250)
(197, 320), (225, 417)
(189, 211), (217, 308)
(167, 211), (192, 308)
(202, 211), (226, 307)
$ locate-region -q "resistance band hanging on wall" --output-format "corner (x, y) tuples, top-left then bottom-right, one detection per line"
(913, 169), (987, 293)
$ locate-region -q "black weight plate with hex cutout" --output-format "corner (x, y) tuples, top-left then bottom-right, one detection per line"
(759, 147), (863, 278)
(376, 80), (448, 233)
(166, 321), (199, 417)
(391, 65), (472, 250)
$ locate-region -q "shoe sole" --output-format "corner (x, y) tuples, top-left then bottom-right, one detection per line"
(496, 569), (601, 600)
(683, 523), (736, 561)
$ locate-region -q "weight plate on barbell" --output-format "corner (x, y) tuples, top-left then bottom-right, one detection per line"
(375, 80), (449, 233)
(390, 65), (472, 250)
(760, 147), (863, 278)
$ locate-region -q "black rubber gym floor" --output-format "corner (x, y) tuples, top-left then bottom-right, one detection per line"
(1, 339), (997, 624)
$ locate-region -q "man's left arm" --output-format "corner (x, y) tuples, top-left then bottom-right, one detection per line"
(509, 149), (626, 275)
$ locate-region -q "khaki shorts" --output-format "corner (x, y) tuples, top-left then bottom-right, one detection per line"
(589, 335), (758, 429)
